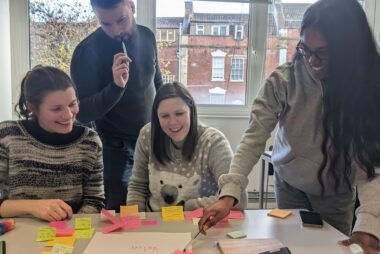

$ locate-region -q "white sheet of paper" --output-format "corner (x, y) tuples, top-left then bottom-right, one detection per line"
(83, 232), (191, 254)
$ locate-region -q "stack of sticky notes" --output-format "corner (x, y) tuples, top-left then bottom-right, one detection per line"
(267, 208), (293, 219)
(37, 217), (96, 254)
(226, 231), (247, 239)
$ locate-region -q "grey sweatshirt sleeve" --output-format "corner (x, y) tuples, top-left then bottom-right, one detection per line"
(78, 134), (105, 213)
(219, 68), (288, 205)
(184, 129), (234, 210)
(71, 45), (126, 124)
(352, 167), (380, 240)
(126, 126), (150, 211)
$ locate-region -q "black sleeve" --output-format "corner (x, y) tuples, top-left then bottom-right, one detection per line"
(153, 41), (163, 91)
(70, 43), (126, 124)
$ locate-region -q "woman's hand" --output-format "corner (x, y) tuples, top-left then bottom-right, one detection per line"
(198, 196), (235, 234)
(339, 232), (379, 254)
(112, 53), (132, 88)
(30, 199), (73, 221)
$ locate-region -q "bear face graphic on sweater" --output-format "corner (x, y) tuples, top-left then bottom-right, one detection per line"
(149, 168), (201, 211)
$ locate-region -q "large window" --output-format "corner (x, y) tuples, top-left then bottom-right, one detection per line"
(156, 0), (249, 105)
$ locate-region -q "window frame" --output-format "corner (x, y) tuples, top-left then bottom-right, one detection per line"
(196, 24), (204, 35)
(211, 25), (230, 36)
(235, 24), (244, 40)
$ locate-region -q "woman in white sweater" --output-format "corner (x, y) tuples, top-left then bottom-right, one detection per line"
(127, 82), (237, 211)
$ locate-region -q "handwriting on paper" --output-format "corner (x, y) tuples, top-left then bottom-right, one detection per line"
(74, 228), (95, 239)
(75, 217), (92, 229)
(131, 244), (159, 252)
(37, 227), (56, 242)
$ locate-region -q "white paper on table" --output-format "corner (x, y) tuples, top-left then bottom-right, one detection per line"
(83, 232), (191, 254)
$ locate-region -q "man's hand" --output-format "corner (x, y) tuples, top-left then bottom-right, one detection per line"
(339, 232), (379, 254)
(198, 196), (236, 234)
(112, 53), (132, 88)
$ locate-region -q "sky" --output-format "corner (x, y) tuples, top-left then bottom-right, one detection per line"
(50, 0), (318, 18)
(156, 0), (318, 17)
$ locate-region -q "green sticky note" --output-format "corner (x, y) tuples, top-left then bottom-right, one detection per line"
(37, 227), (56, 242)
(227, 231), (247, 239)
(75, 217), (92, 229)
(74, 228), (95, 239)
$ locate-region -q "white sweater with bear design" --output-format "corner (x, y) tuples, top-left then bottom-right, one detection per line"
(127, 123), (233, 211)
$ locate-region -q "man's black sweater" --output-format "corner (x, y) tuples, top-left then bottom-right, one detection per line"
(71, 25), (163, 140)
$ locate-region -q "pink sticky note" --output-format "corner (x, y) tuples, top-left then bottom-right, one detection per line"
(227, 210), (244, 219)
(185, 208), (203, 220)
(56, 227), (75, 237)
(102, 223), (123, 234)
(142, 219), (158, 226)
(101, 208), (120, 224)
(121, 216), (141, 229)
(171, 249), (197, 254)
(50, 221), (67, 229)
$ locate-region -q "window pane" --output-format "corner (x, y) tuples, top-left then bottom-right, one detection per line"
(265, 1), (318, 78)
(156, 0), (249, 105)
(29, 0), (97, 73)
(231, 57), (244, 81)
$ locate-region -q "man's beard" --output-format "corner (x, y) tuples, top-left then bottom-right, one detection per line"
(116, 20), (137, 43)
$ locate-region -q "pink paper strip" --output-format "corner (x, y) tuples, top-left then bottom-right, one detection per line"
(121, 216), (141, 229)
(172, 249), (197, 254)
(102, 223), (123, 234)
(185, 208), (203, 220)
(56, 227), (74, 237)
(101, 208), (120, 224)
(227, 210), (244, 219)
(50, 221), (67, 229)
(142, 219), (158, 226)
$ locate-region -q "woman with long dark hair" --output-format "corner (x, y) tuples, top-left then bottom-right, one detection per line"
(200, 0), (380, 251)
(127, 82), (235, 211)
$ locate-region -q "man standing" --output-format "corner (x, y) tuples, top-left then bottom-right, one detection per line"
(71, 0), (163, 211)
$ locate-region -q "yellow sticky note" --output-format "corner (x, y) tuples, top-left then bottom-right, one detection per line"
(51, 243), (74, 254)
(44, 236), (76, 247)
(37, 227), (56, 242)
(267, 208), (293, 219)
(41, 252), (51, 254)
(120, 205), (139, 217)
(75, 217), (92, 229)
(74, 228), (95, 239)
(161, 206), (184, 221)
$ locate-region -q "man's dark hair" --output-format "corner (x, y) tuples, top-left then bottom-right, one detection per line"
(90, 0), (130, 9)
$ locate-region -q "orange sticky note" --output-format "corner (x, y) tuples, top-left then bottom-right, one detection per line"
(267, 208), (293, 219)
(44, 236), (76, 247)
(162, 206), (184, 221)
(120, 205), (139, 217)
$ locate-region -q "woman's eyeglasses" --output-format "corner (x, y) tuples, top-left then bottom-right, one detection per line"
(296, 41), (328, 62)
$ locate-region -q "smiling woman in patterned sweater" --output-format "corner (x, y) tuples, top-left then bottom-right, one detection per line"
(127, 82), (243, 212)
(0, 65), (105, 221)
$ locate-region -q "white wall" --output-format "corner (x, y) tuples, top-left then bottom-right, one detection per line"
(0, 0), (13, 121)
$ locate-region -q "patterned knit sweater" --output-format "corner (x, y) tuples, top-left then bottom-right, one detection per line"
(0, 121), (105, 213)
(127, 123), (233, 211)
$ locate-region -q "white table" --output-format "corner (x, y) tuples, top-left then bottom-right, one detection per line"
(1, 210), (352, 254)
